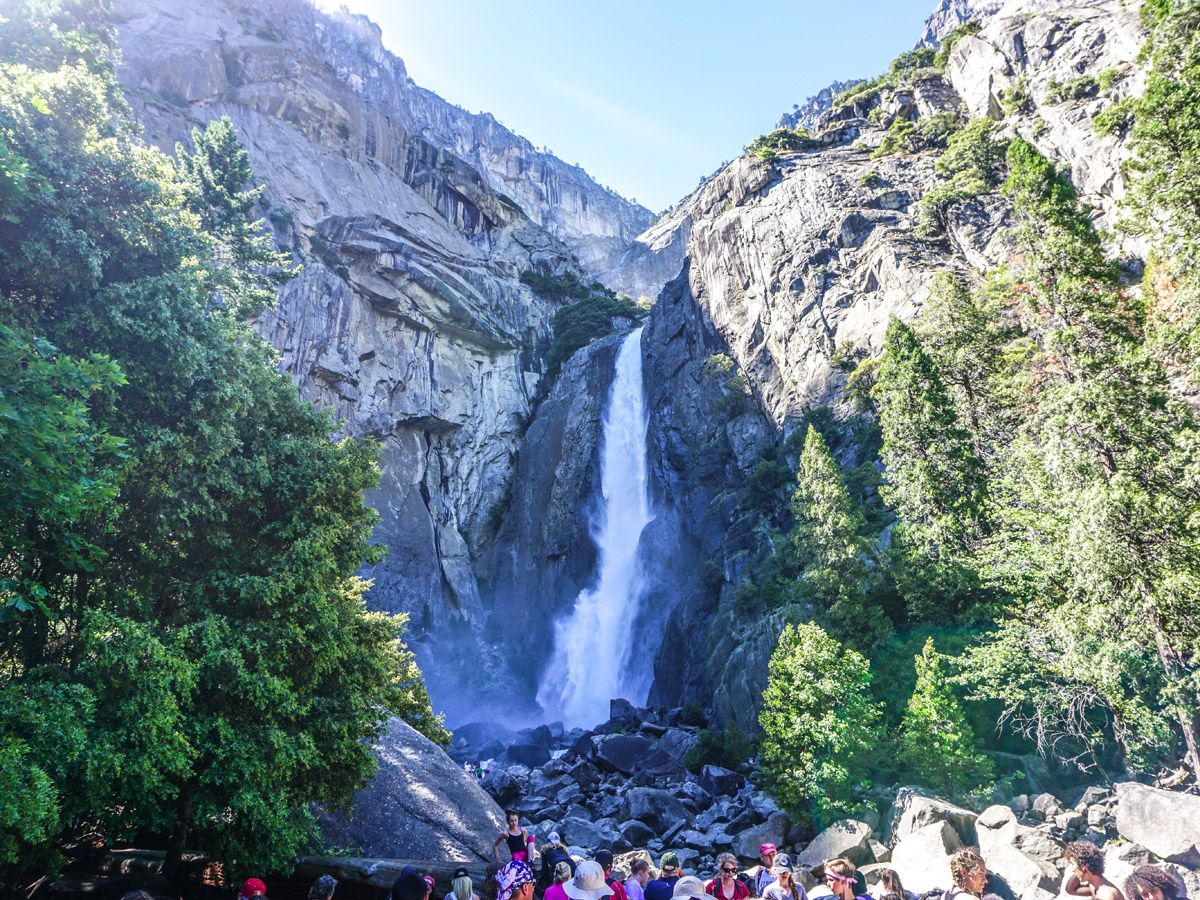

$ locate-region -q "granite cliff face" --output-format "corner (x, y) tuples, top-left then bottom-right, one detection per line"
(113, 0), (651, 713)
(623, 0), (1147, 727)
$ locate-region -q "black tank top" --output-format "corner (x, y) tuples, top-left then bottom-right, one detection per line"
(506, 831), (526, 855)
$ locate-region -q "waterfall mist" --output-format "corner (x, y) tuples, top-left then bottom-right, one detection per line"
(537, 328), (654, 729)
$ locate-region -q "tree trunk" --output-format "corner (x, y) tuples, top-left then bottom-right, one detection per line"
(163, 797), (193, 887)
(1152, 629), (1200, 783)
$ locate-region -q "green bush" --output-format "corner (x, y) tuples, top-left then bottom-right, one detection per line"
(1000, 77), (1032, 115)
(746, 127), (819, 162)
(1045, 75), (1098, 104)
(934, 21), (982, 71)
(915, 119), (1009, 237)
(1097, 67), (1122, 92)
(544, 292), (643, 378)
(520, 269), (591, 303)
(1094, 97), (1136, 136)
(683, 727), (756, 773)
(873, 112), (959, 160)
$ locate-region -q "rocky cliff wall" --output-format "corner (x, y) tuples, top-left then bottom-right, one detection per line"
(616, 0), (1147, 728)
(112, 0), (649, 712)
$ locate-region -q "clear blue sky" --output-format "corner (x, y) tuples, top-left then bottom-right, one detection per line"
(326, 1), (938, 212)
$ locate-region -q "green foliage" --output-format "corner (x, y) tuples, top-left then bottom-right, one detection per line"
(834, 76), (886, 111)
(935, 21), (982, 70)
(897, 639), (995, 800)
(702, 352), (736, 378)
(746, 127), (819, 163)
(1094, 97), (1136, 136)
(1097, 67), (1123, 91)
(915, 119), (1009, 237)
(999, 77), (1032, 115)
(759, 623), (883, 826)
(834, 48), (938, 115)
(543, 290), (643, 379)
(683, 727), (757, 773)
(520, 269), (591, 303)
(1045, 75), (1099, 104)
(791, 427), (890, 652)
(0, 2), (446, 878)
(873, 112), (961, 159)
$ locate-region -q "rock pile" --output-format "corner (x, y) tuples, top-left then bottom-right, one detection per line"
(459, 704), (1200, 900)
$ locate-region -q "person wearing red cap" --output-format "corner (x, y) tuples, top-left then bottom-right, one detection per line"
(752, 846), (777, 897)
(241, 878), (268, 900)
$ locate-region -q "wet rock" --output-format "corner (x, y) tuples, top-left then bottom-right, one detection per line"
(1115, 782), (1200, 866)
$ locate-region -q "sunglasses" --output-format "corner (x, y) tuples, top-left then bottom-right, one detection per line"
(721, 868), (737, 874)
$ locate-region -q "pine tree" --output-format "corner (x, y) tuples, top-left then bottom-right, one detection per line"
(791, 425), (890, 651)
(759, 622), (882, 827)
(874, 318), (988, 556)
(897, 638), (994, 799)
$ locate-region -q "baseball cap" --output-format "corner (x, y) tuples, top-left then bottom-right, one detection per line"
(760, 844), (778, 856)
(242, 878), (268, 898)
(661, 852), (681, 873)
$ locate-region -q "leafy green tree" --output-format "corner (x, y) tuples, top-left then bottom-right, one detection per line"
(0, 1), (446, 882)
(897, 638), (994, 799)
(759, 622), (882, 826)
(791, 426), (890, 650)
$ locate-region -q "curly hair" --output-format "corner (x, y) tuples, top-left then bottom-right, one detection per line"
(1065, 841), (1105, 876)
(1124, 866), (1184, 900)
(949, 848), (987, 890)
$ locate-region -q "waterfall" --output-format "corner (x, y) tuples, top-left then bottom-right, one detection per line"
(537, 327), (654, 729)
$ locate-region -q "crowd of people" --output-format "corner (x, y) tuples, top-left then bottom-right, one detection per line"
(111, 809), (1191, 900)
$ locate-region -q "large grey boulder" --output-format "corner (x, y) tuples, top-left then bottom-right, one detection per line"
(318, 717), (505, 861)
(594, 734), (654, 775)
(1115, 782), (1200, 866)
(560, 816), (620, 852)
(977, 804), (1020, 852)
(733, 811), (792, 861)
(700, 765), (745, 798)
(984, 841), (1060, 900)
(890, 821), (961, 894)
(622, 787), (689, 832)
(888, 787), (978, 847)
(796, 820), (874, 868)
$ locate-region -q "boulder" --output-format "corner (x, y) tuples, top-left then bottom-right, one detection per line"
(869, 840), (891, 864)
(1115, 782), (1200, 866)
(1031, 793), (1062, 819)
(620, 820), (656, 845)
(622, 787), (689, 832)
(658, 728), (700, 762)
(1074, 786), (1112, 811)
(678, 781), (713, 810)
(610, 698), (640, 725)
(733, 812), (792, 861)
(503, 741), (551, 768)
(681, 830), (714, 852)
(560, 816), (620, 852)
(640, 749), (688, 780)
(317, 717), (505, 861)
(675, 848), (701, 869)
(977, 805), (1020, 851)
(1101, 842), (1155, 894)
(984, 841), (1060, 899)
(480, 768), (522, 805)
(1012, 828), (1066, 868)
(1054, 811), (1085, 832)
(890, 821), (961, 894)
(700, 765), (745, 798)
(614, 849), (655, 879)
(595, 734), (654, 775)
(887, 787), (978, 847)
(796, 820), (874, 868)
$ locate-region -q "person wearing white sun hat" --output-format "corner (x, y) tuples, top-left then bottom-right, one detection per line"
(565, 861), (617, 900)
(675, 877), (709, 900)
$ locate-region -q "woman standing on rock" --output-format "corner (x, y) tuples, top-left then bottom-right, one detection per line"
(706, 854), (750, 900)
(494, 810), (532, 864)
(761, 856), (805, 900)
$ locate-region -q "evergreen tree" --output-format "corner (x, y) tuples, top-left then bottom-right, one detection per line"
(897, 638), (994, 800)
(791, 425), (890, 650)
(874, 319), (988, 556)
(759, 622), (882, 826)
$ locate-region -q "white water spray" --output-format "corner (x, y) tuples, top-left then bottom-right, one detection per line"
(537, 328), (654, 729)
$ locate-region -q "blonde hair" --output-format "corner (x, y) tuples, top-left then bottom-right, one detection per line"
(949, 849), (986, 890)
(555, 863), (572, 884)
(452, 876), (474, 900)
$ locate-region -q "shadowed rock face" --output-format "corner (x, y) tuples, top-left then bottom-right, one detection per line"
(317, 717), (506, 862)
